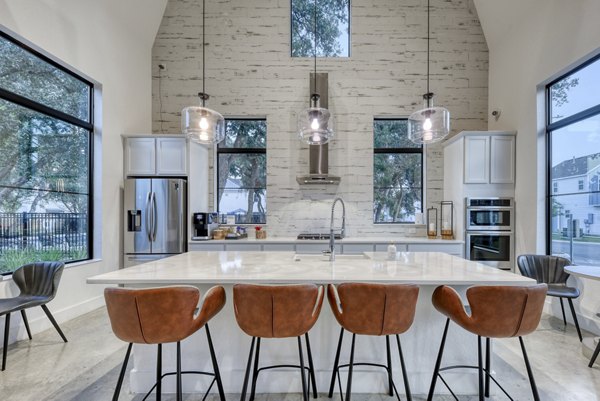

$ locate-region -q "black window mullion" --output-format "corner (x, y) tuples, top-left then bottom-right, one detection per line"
(0, 87), (93, 130)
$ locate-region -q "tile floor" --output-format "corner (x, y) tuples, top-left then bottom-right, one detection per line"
(0, 308), (599, 400)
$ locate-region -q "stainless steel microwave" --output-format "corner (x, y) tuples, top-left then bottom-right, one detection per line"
(466, 197), (514, 231)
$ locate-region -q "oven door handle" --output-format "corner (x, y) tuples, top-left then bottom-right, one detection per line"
(472, 245), (500, 254)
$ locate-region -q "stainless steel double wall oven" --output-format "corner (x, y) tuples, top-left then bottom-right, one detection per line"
(465, 197), (514, 270)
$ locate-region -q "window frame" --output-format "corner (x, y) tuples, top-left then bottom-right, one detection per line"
(215, 118), (267, 225)
(373, 117), (424, 224)
(546, 53), (600, 256)
(0, 30), (95, 274)
(289, 0), (352, 58)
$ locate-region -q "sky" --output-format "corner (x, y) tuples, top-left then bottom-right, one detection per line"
(551, 61), (600, 166)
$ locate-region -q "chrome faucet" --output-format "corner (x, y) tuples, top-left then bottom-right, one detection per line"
(325, 197), (346, 261)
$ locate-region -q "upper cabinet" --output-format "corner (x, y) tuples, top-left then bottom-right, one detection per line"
(124, 135), (188, 177)
(462, 132), (515, 184)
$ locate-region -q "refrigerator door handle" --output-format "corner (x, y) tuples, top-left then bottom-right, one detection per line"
(145, 192), (152, 242)
(151, 191), (158, 242)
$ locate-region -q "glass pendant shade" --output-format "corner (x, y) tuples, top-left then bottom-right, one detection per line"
(297, 106), (334, 145)
(408, 104), (450, 145)
(181, 105), (225, 145)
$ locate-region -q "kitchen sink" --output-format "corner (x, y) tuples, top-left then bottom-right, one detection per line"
(293, 253), (371, 262)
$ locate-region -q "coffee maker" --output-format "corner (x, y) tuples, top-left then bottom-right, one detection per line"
(192, 212), (218, 240)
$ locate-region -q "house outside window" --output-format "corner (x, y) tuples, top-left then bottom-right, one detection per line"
(373, 119), (423, 223)
(216, 119), (266, 224)
(547, 54), (600, 264)
(291, 0), (350, 57)
(0, 31), (94, 274)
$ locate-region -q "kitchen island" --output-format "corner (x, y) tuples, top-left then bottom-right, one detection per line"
(87, 251), (534, 396)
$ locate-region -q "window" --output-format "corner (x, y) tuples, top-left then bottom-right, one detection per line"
(0, 31), (94, 274)
(291, 0), (350, 57)
(547, 54), (600, 264)
(373, 119), (423, 223)
(217, 119), (266, 224)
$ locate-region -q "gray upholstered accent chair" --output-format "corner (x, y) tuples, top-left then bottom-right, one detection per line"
(517, 254), (582, 341)
(0, 262), (67, 371)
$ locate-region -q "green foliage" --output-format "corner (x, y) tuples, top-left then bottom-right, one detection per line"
(373, 120), (422, 223)
(0, 247), (86, 274)
(291, 0), (349, 57)
(217, 120), (267, 223)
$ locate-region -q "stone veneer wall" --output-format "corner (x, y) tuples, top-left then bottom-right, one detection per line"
(151, 0), (488, 237)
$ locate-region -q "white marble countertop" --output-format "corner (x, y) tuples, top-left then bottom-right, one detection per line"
(566, 265), (600, 281)
(189, 236), (464, 245)
(88, 251), (532, 286)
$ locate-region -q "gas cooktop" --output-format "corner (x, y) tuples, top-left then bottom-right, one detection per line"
(296, 233), (342, 240)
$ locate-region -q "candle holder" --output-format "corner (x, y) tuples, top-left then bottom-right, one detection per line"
(441, 201), (454, 240)
(427, 207), (438, 239)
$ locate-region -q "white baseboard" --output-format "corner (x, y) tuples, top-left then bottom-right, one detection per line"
(1, 295), (105, 347)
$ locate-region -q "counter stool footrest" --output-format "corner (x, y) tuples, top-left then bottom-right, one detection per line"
(140, 371), (216, 401)
(333, 362), (402, 401)
(436, 365), (514, 401)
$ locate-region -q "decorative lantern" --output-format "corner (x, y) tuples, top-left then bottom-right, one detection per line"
(427, 207), (438, 239)
(441, 201), (454, 240)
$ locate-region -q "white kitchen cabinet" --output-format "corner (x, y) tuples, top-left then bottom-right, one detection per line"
(262, 244), (296, 252)
(189, 243), (225, 252)
(374, 243), (408, 252)
(124, 135), (188, 177)
(407, 243), (463, 256)
(125, 137), (156, 176)
(342, 244), (375, 254)
(225, 243), (262, 252)
(464, 136), (490, 183)
(463, 133), (515, 185)
(156, 137), (187, 176)
(490, 135), (515, 184)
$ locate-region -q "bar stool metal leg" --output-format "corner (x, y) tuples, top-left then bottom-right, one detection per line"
(41, 305), (67, 342)
(2, 313), (10, 371)
(156, 344), (162, 401)
(345, 333), (356, 401)
(206, 324), (226, 401)
(176, 341), (183, 401)
(240, 337), (256, 401)
(589, 340), (600, 368)
(328, 327), (344, 398)
(567, 298), (583, 342)
(20, 310), (32, 340)
(427, 318), (450, 401)
(519, 337), (540, 401)
(304, 333), (318, 398)
(477, 336), (484, 401)
(112, 343), (133, 401)
(395, 334), (412, 401)
(485, 337), (491, 398)
(386, 335), (393, 396)
(249, 337), (261, 401)
(298, 336), (309, 401)
(559, 298), (567, 325)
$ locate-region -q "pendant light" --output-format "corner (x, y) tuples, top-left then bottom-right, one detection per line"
(408, 0), (450, 145)
(181, 0), (225, 145)
(297, 0), (334, 145)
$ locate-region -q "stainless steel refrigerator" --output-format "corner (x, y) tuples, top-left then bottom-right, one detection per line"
(123, 178), (187, 267)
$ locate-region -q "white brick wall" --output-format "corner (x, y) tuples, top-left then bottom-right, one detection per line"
(152, 0), (488, 237)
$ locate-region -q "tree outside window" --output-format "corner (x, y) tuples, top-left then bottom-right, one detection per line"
(373, 119), (423, 223)
(291, 0), (350, 57)
(217, 120), (266, 224)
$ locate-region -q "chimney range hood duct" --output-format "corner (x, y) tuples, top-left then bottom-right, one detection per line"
(297, 72), (341, 185)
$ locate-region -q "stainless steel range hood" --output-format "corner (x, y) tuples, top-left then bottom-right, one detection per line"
(297, 72), (340, 186)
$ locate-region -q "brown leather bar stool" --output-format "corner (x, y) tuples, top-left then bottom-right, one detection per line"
(427, 284), (547, 401)
(104, 286), (226, 401)
(233, 284), (324, 401)
(327, 283), (419, 401)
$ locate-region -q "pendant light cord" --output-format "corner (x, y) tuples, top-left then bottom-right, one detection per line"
(313, 0), (317, 97)
(426, 0), (430, 97)
(202, 0), (206, 107)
